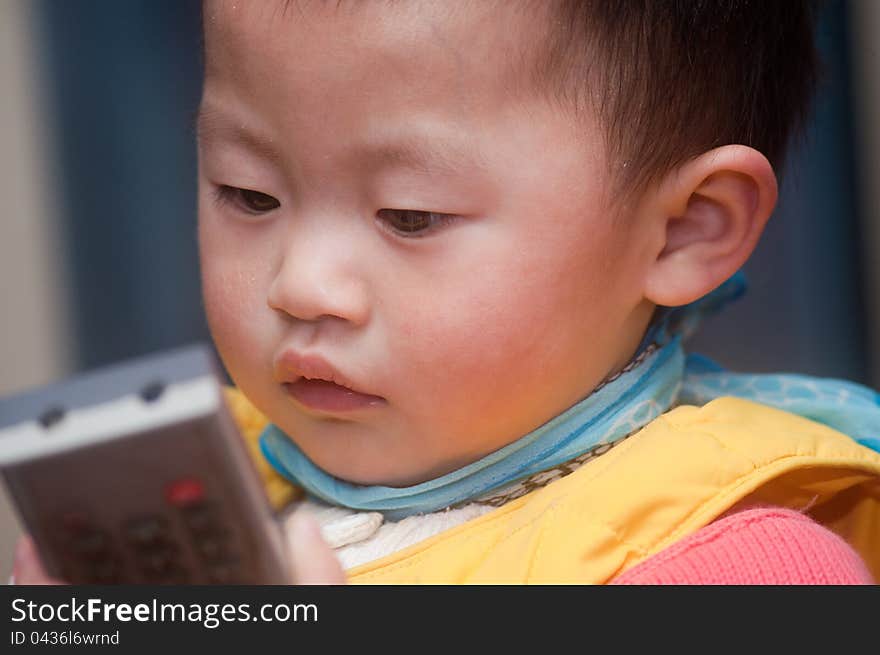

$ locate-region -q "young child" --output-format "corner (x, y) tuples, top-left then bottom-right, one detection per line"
(14, 0), (880, 584)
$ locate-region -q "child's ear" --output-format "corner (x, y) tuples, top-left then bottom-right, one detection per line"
(642, 145), (778, 307)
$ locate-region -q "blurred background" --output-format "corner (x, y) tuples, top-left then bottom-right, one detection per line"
(1, 0), (879, 576)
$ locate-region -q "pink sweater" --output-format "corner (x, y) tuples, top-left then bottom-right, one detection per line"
(611, 507), (874, 585)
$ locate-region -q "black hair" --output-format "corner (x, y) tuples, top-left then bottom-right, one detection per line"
(534, 0), (823, 196)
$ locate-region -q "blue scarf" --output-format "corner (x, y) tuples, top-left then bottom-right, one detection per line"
(260, 271), (880, 520)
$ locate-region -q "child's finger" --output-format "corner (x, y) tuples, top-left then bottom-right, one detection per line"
(287, 509), (346, 585)
(12, 535), (65, 585)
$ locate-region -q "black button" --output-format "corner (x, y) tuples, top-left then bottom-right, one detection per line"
(38, 406), (66, 429)
(196, 536), (229, 562)
(181, 502), (222, 534)
(207, 560), (240, 584)
(124, 516), (168, 546)
(146, 551), (171, 571)
(139, 380), (165, 403)
(138, 548), (178, 578)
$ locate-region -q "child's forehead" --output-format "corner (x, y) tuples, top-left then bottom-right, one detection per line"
(203, 0), (554, 90)
(199, 0), (605, 187)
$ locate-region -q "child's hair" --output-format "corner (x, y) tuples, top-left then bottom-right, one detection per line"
(230, 0), (821, 199)
(532, 0), (822, 197)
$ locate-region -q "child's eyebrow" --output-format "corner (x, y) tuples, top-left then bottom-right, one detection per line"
(196, 105), (284, 166)
(196, 104), (486, 176)
(350, 132), (488, 177)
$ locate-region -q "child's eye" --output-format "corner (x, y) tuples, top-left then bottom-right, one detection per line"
(376, 209), (456, 238)
(213, 185), (281, 214)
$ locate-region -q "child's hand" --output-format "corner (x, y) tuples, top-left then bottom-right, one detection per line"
(286, 509), (347, 585)
(11, 535), (66, 585)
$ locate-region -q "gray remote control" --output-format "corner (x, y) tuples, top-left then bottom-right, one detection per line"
(0, 343), (290, 584)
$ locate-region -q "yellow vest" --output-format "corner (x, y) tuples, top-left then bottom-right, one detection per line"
(224, 387), (880, 584)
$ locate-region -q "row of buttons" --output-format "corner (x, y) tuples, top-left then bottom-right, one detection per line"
(38, 380), (167, 429)
(57, 479), (243, 583)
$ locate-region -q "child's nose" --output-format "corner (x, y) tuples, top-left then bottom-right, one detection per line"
(266, 234), (370, 326)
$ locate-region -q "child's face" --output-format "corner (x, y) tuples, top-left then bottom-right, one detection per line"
(198, 1), (655, 486)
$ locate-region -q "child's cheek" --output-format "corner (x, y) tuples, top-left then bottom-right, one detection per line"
(202, 266), (242, 341)
(391, 275), (554, 412)
(199, 250), (269, 374)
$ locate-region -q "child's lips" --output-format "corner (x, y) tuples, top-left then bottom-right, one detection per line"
(282, 378), (386, 413)
(274, 348), (380, 396)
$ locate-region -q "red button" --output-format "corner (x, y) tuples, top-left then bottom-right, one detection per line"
(165, 478), (205, 507)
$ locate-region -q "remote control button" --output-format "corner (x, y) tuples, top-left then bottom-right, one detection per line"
(124, 516), (169, 546)
(145, 551), (172, 572)
(196, 534), (230, 562)
(181, 501), (221, 533)
(139, 380), (165, 403)
(207, 559), (241, 584)
(38, 405), (66, 429)
(165, 478), (205, 507)
(138, 546), (180, 580)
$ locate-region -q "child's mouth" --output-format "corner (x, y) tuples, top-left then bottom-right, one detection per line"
(283, 378), (386, 413)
